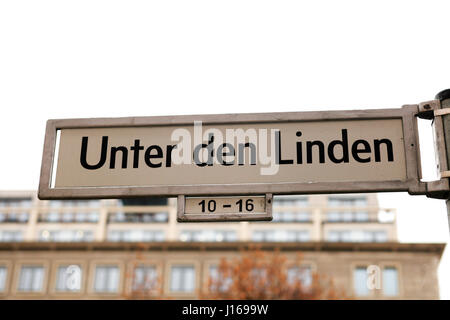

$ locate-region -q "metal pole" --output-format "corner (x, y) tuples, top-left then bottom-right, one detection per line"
(436, 89), (450, 235)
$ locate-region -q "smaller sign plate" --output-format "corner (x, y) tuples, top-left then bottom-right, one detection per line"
(177, 194), (273, 222)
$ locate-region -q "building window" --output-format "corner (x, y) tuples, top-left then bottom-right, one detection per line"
(49, 200), (100, 209)
(55, 265), (82, 292)
(272, 211), (311, 222)
(327, 196), (369, 222)
(340, 231), (352, 242)
(170, 265), (195, 293)
(374, 231), (388, 242)
(328, 196), (367, 207)
(39, 211), (99, 223)
(287, 231), (310, 242)
(94, 265), (120, 293)
(252, 230), (310, 242)
(0, 266), (7, 292)
(327, 231), (339, 242)
(282, 211), (295, 222)
(326, 210), (370, 222)
(107, 230), (165, 242)
(250, 268), (267, 290)
(287, 266), (312, 287)
(0, 198), (32, 215)
(0, 230), (23, 242)
(353, 267), (369, 296)
(326, 230), (387, 242)
(43, 212), (58, 222)
(108, 212), (168, 223)
(273, 196), (308, 208)
(0, 212), (29, 223)
(327, 211), (340, 222)
(383, 267), (399, 296)
(18, 265), (44, 292)
(39, 230), (94, 242)
(46, 201), (100, 222)
(132, 266), (157, 292)
(355, 211), (370, 222)
(179, 230), (237, 242)
(209, 265), (232, 292)
(272, 196), (310, 222)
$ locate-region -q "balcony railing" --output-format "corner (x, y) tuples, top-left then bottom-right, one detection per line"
(0, 212), (29, 223)
(0, 200), (395, 243)
(322, 207), (395, 224)
(107, 206), (169, 223)
(37, 207), (100, 223)
(271, 205), (312, 223)
(271, 206), (395, 224)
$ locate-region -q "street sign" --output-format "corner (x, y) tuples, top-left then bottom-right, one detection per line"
(38, 106), (425, 200)
(178, 194), (272, 222)
(186, 196), (266, 214)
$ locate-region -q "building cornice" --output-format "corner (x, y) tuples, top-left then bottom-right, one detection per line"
(0, 241), (445, 257)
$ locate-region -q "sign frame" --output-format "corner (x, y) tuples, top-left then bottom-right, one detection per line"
(38, 105), (426, 200)
(177, 194), (273, 222)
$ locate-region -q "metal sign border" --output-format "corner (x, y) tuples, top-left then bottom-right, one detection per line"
(38, 105), (426, 199)
(177, 194), (273, 222)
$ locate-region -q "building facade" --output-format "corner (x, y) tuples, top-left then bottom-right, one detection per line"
(0, 191), (444, 299)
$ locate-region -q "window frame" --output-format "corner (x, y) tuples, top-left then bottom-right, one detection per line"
(165, 260), (199, 297)
(350, 262), (376, 298)
(12, 260), (49, 296)
(285, 260), (316, 289)
(36, 227), (96, 242)
(380, 262), (402, 298)
(125, 260), (162, 296)
(0, 260), (12, 296)
(352, 265), (371, 297)
(204, 260), (235, 294)
(0, 229), (24, 242)
(88, 260), (124, 296)
(106, 229), (166, 242)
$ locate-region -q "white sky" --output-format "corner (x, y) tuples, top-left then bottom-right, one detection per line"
(0, 0), (449, 298)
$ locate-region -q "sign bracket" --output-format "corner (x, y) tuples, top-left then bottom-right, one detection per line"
(417, 98), (450, 199)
